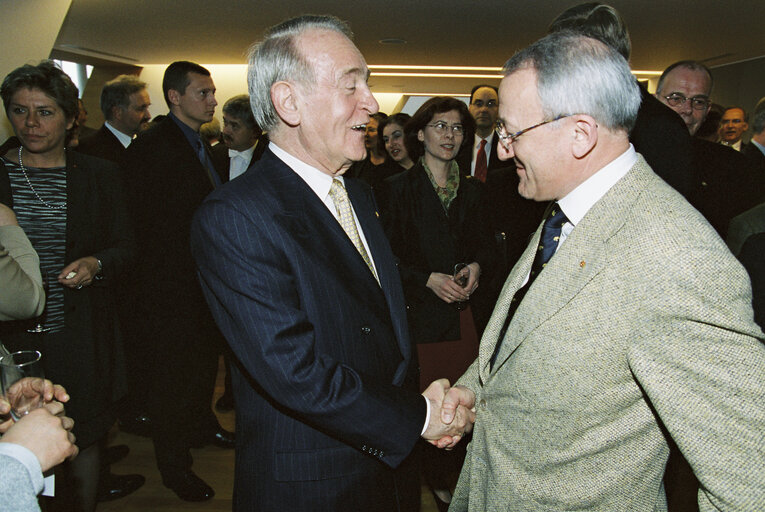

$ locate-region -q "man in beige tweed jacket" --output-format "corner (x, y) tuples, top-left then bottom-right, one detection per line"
(446, 32), (765, 511)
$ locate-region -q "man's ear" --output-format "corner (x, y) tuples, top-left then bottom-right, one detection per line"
(271, 81), (300, 127)
(571, 115), (598, 159)
(167, 89), (181, 107)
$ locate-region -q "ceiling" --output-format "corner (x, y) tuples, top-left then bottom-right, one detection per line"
(53, 0), (765, 95)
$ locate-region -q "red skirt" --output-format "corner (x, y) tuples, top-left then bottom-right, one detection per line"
(416, 305), (480, 392)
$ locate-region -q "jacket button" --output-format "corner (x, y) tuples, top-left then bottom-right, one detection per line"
(361, 326), (371, 335)
(479, 399), (487, 409)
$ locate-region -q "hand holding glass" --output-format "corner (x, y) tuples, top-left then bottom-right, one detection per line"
(453, 263), (470, 311)
(1, 350), (45, 421)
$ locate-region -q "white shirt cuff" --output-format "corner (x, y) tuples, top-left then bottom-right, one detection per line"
(421, 395), (431, 435)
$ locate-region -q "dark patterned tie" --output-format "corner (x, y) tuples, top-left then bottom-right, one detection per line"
(474, 139), (488, 182)
(490, 203), (568, 368)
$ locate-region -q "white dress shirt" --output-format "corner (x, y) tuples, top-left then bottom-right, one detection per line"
(104, 121), (134, 148)
(229, 144), (256, 180)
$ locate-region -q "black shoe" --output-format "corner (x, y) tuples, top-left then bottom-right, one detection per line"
(163, 470), (215, 502)
(104, 444), (129, 466)
(215, 393), (235, 412)
(97, 473), (146, 502)
(119, 413), (152, 437)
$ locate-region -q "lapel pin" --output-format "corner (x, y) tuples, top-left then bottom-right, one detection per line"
(580, 260), (586, 268)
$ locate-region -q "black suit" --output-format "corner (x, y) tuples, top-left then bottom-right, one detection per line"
(455, 133), (502, 177)
(738, 232), (765, 329)
(742, 141), (765, 172)
(631, 85), (695, 201)
(123, 115), (222, 478)
(77, 124), (127, 165)
(191, 149), (423, 511)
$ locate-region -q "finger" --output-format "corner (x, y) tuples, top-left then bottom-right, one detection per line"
(60, 415), (75, 431)
(52, 384), (70, 403)
(43, 401), (65, 417)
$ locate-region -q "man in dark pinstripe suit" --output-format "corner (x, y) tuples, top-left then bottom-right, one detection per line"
(191, 15), (474, 512)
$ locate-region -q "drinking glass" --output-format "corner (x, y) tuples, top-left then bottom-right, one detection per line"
(0, 350), (45, 421)
(453, 263), (470, 311)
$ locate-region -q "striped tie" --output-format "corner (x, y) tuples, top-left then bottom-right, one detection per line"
(329, 179), (379, 283)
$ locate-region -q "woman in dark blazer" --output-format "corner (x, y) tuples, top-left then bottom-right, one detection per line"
(0, 61), (134, 511)
(379, 97), (496, 510)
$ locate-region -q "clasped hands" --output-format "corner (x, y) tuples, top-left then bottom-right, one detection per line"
(421, 379), (476, 449)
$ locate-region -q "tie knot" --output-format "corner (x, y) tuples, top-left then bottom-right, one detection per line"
(479, 139), (487, 149)
(545, 203), (568, 229)
(329, 178), (347, 201)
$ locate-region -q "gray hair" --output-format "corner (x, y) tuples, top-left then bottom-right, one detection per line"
(752, 97), (765, 134)
(503, 31), (640, 132)
(222, 94), (259, 132)
(656, 60), (713, 96)
(100, 74), (147, 120)
(247, 15), (353, 132)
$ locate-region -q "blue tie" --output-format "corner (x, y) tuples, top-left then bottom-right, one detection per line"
(490, 203), (568, 368)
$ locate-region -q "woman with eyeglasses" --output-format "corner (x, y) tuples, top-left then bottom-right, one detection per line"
(0, 61), (134, 511)
(379, 97), (496, 511)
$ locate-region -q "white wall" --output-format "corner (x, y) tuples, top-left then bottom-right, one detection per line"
(0, 0), (73, 142)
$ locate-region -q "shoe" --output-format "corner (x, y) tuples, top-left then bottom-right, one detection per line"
(119, 413), (152, 437)
(192, 427), (236, 449)
(215, 393), (235, 412)
(163, 470), (215, 502)
(97, 473), (146, 502)
(104, 444), (129, 466)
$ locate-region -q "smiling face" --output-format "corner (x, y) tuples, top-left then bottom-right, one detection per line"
(418, 109), (464, 166)
(719, 108), (748, 144)
(383, 122), (408, 162)
(7, 87), (74, 159)
(169, 72), (217, 131)
(497, 68), (569, 201)
(291, 29), (379, 175)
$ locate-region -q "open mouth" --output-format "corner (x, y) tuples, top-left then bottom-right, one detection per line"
(352, 123), (367, 132)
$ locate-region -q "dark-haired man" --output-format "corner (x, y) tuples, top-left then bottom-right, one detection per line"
(456, 85), (501, 180)
(211, 94), (266, 183)
(123, 61), (232, 502)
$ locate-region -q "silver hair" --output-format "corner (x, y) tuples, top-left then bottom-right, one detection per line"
(503, 31), (641, 132)
(247, 15), (353, 132)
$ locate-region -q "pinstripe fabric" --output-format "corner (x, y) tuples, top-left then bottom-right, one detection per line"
(191, 149), (425, 511)
(451, 157), (765, 512)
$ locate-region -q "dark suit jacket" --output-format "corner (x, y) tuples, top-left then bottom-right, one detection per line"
(738, 232), (765, 329)
(210, 135), (269, 184)
(77, 124), (127, 165)
(742, 141), (765, 173)
(123, 115), (218, 320)
(689, 138), (765, 238)
(191, 149), (425, 511)
(630, 85), (695, 201)
(379, 162), (497, 341)
(0, 150), (134, 448)
(455, 133), (502, 177)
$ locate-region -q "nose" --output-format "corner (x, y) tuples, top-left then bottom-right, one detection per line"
(497, 139), (514, 161)
(25, 111), (39, 127)
(359, 83), (379, 114)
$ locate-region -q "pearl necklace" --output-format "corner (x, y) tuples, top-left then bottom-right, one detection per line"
(17, 146), (66, 210)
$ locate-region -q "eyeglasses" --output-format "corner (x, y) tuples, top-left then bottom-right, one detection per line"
(495, 114), (571, 148)
(426, 122), (465, 136)
(471, 99), (497, 108)
(662, 93), (710, 110)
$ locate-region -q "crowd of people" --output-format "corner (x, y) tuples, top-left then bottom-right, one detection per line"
(1, 2), (764, 512)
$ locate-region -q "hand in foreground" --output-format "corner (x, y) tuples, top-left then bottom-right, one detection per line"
(436, 384), (476, 449)
(421, 379), (476, 449)
(464, 262), (481, 295)
(59, 256), (100, 289)
(427, 272), (470, 304)
(0, 404), (78, 471)
(0, 379), (69, 433)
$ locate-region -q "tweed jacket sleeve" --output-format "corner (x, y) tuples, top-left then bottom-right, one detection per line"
(0, 225), (44, 320)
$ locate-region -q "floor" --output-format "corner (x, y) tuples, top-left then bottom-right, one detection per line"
(94, 357), (441, 511)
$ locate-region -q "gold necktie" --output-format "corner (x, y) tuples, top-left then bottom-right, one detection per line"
(329, 179), (379, 283)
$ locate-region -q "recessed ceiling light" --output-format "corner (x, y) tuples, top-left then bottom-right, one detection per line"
(378, 38), (407, 45)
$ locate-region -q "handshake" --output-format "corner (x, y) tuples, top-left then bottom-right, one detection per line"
(421, 379), (476, 449)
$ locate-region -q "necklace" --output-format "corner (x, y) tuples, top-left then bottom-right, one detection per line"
(17, 146), (66, 210)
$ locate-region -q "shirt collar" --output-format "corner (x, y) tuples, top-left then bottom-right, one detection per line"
(557, 144), (637, 226)
(104, 121), (134, 148)
(168, 111), (202, 149)
(476, 131), (494, 148)
(269, 142), (340, 200)
(752, 139), (765, 156)
(229, 145), (256, 159)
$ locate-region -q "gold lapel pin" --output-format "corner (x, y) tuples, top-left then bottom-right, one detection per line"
(580, 260), (586, 268)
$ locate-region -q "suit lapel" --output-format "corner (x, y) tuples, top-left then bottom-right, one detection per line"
(482, 158), (650, 377)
